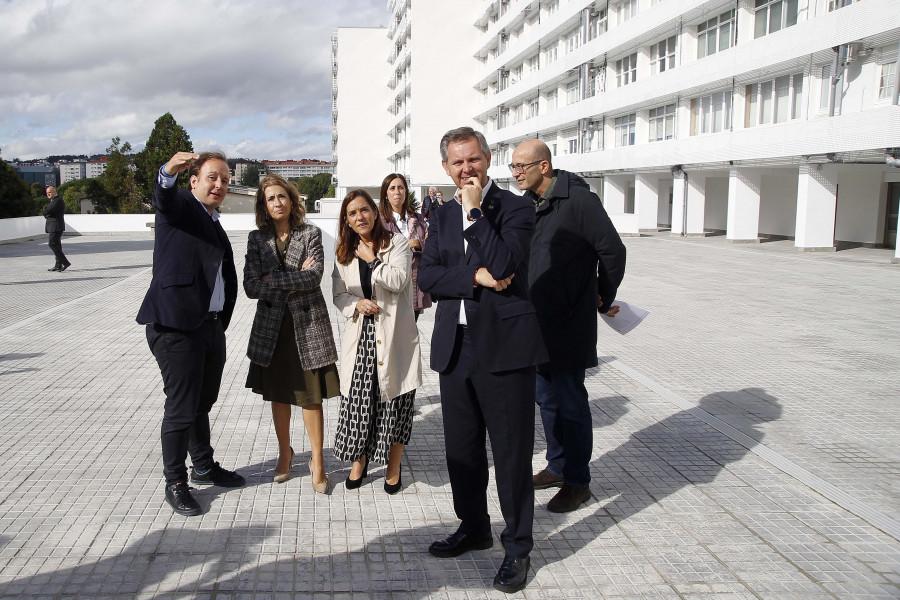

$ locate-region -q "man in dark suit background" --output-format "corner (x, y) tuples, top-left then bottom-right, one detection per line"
(421, 185), (437, 221)
(137, 151), (244, 517)
(43, 186), (70, 272)
(418, 127), (547, 594)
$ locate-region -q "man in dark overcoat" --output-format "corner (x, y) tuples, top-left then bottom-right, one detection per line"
(511, 138), (626, 513)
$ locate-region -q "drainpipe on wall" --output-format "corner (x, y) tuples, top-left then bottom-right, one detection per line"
(828, 45), (845, 117)
(681, 170), (689, 236)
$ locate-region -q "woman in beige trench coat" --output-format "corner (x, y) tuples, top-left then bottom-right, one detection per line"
(332, 189), (422, 494)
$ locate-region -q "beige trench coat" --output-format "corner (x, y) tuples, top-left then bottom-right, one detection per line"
(332, 233), (422, 402)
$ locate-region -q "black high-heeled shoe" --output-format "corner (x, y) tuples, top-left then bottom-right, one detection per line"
(345, 459), (368, 490)
(384, 468), (402, 495)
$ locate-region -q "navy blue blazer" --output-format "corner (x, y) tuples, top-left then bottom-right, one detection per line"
(418, 182), (548, 374)
(136, 180), (238, 331)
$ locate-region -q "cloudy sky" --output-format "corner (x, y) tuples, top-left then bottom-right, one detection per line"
(0, 0), (386, 161)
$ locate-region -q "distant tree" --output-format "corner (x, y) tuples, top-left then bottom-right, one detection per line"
(293, 173), (332, 213)
(408, 189), (420, 213)
(30, 182), (45, 199)
(241, 165), (260, 187)
(134, 112), (193, 203)
(0, 161), (34, 218)
(326, 183), (336, 198)
(100, 136), (140, 213)
(59, 177), (103, 213)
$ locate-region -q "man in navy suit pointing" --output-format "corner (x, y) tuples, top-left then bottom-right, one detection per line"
(137, 151), (245, 517)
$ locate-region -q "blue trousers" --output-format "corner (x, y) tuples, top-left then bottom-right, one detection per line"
(535, 369), (591, 487)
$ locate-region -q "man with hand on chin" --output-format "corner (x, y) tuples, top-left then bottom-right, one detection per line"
(137, 151), (244, 518)
(418, 127), (547, 594)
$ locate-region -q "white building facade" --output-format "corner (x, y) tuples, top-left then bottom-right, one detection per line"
(334, 0), (900, 255)
(262, 160), (334, 178)
(59, 162), (86, 185)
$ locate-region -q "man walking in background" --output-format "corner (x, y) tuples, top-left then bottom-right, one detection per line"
(43, 186), (70, 272)
(511, 138), (626, 513)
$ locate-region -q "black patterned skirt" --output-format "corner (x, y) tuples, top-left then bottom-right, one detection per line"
(333, 316), (415, 465)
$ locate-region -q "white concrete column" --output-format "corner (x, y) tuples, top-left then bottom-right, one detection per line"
(635, 173), (659, 231)
(726, 168), (761, 243)
(686, 172), (707, 236)
(895, 206), (900, 262)
(603, 174), (627, 214)
(795, 165), (837, 251)
(671, 170), (686, 235)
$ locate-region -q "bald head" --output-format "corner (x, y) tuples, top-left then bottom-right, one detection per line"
(515, 139), (552, 165)
(511, 138), (554, 196)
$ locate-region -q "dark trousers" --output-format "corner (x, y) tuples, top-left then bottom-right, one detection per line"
(535, 369), (591, 487)
(146, 320), (225, 485)
(439, 326), (535, 558)
(48, 231), (68, 266)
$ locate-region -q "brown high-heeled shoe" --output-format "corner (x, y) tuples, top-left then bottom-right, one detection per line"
(273, 447), (295, 483)
(309, 459), (329, 494)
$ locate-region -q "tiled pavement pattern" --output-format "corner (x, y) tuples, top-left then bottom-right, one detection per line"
(0, 232), (897, 599)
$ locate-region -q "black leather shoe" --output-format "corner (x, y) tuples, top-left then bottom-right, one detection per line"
(547, 484), (591, 513)
(57, 262), (70, 272)
(165, 482), (202, 516)
(48, 265), (60, 272)
(493, 555), (530, 593)
(428, 530), (493, 558)
(190, 462), (245, 487)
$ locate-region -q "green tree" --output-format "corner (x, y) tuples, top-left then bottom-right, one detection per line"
(0, 161), (34, 218)
(30, 182), (45, 199)
(59, 177), (104, 213)
(134, 112), (193, 203)
(99, 137), (139, 213)
(241, 165), (260, 187)
(294, 172), (332, 213)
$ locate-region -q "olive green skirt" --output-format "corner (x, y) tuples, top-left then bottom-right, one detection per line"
(246, 310), (340, 407)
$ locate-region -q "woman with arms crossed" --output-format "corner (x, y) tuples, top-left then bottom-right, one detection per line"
(244, 174), (339, 491)
(332, 189), (421, 494)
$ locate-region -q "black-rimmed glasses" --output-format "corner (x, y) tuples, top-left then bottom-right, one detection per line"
(507, 160), (542, 175)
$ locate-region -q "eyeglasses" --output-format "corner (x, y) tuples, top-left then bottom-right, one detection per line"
(507, 160), (542, 175)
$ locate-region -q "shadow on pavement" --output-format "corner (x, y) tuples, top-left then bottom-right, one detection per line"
(537, 387), (782, 566)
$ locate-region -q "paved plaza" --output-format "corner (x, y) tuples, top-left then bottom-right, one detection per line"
(0, 231), (898, 599)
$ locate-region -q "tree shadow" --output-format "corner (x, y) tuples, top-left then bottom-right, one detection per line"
(537, 387), (782, 565)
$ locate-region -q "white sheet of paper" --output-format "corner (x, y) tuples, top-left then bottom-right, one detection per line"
(600, 301), (649, 335)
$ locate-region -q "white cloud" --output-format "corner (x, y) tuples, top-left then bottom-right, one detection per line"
(0, 0), (386, 160)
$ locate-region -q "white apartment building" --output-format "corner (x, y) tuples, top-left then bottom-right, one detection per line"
(85, 158), (107, 179)
(262, 160), (334, 178)
(59, 161), (86, 185)
(334, 0), (900, 255)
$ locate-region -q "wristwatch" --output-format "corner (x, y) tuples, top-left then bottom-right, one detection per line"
(467, 207), (483, 222)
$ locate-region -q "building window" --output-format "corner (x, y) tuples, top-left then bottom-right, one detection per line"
(568, 138), (579, 154)
(546, 90), (558, 111)
(512, 105), (523, 125)
(690, 91), (733, 135)
(617, 0), (638, 24)
(526, 54), (540, 75)
(566, 30), (581, 53)
(566, 80), (580, 104)
(543, 45), (558, 66)
(649, 104), (676, 141)
(528, 97), (540, 118)
(546, 0), (559, 16)
(650, 36), (676, 74)
(827, 0), (853, 10)
(744, 73), (803, 126)
(818, 65), (832, 110)
(588, 8), (608, 40)
(498, 107), (509, 129)
(754, 0), (798, 39)
(879, 61), (897, 100)
(697, 10), (735, 58)
(615, 113), (636, 146)
(616, 53), (637, 87)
